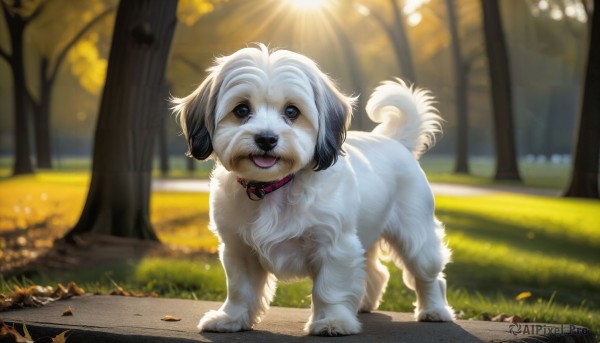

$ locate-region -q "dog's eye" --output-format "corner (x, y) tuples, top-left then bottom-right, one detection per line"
(284, 105), (300, 120)
(233, 104), (250, 118)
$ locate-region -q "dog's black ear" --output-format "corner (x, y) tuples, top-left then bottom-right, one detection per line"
(172, 74), (217, 160)
(312, 75), (355, 171)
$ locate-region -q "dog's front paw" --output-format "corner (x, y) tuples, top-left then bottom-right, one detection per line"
(198, 310), (252, 333)
(416, 305), (455, 322)
(305, 313), (361, 336)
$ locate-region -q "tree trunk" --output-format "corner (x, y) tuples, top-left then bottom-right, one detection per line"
(158, 116), (169, 177)
(3, 3), (34, 175)
(187, 156), (196, 173)
(480, 0), (522, 181)
(34, 6), (115, 169)
(33, 6), (115, 170)
(34, 58), (53, 169)
(446, 0), (469, 174)
(158, 80), (170, 177)
(65, 0), (178, 241)
(564, 2), (600, 199)
(325, 11), (366, 129)
(390, 0), (416, 83)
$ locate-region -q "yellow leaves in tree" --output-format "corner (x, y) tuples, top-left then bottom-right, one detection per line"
(177, 0), (217, 27)
(68, 33), (107, 95)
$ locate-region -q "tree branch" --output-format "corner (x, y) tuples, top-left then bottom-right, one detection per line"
(24, 0), (47, 25)
(0, 1), (14, 64)
(175, 55), (205, 75)
(47, 5), (116, 83)
(0, 47), (11, 64)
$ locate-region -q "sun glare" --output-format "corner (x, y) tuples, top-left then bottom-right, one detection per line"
(403, 0), (429, 27)
(288, 0), (327, 11)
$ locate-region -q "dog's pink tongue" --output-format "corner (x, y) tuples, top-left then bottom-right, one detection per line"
(252, 155), (278, 168)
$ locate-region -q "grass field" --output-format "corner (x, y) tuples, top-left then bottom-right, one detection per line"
(0, 159), (599, 337)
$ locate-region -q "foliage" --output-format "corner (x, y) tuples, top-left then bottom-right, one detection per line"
(177, 0), (219, 27)
(67, 32), (108, 95)
(27, 0), (117, 95)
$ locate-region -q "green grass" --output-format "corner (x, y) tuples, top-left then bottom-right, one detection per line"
(420, 155), (572, 189)
(0, 156), (214, 179)
(1, 159), (599, 338)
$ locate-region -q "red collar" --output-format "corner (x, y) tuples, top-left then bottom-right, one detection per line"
(237, 174), (295, 201)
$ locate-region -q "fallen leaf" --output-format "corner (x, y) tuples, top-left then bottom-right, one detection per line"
(109, 286), (157, 298)
(515, 291), (532, 301)
(160, 315), (182, 322)
(504, 315), (524, 323)
(0, 320), (33, 343)
(66, 282), (85, 296)
(491, 313), (508, 322)
(22, 323), (32, 340)
(51, 283), (69, 299)
(51, 330), (70, 343)
(1, 281), (85, 312)
(62, 306), (74, 316)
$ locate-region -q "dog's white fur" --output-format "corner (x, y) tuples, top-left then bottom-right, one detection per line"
(173, 44), (454, 336)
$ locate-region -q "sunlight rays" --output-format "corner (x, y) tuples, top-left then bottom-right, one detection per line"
(287, 0), (327, 12)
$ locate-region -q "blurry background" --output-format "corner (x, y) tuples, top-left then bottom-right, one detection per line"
(0, 0), (590, 176)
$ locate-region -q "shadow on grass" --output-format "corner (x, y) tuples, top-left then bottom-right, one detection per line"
(153, 213), (208, 232)
(437, 210), (600, 308)
(437, 210), (600, 265)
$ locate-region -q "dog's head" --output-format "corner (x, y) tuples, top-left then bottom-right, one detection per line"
(172, 44), (354, 182)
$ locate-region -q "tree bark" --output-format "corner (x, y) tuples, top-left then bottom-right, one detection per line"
(390, 0), (416, 83)
(324, 11), (366, 129)
(361, 1), (417, 84)
(480, 0), (522, 181)
(33, 58), (53, 169)
(158, 80), (170, 177)
(32, 7), (115, 169)
(65, 0), (178, 241)
(446, 0), (469, 174)
(564, 2), (600, 199)
(2, 1), (34, 175)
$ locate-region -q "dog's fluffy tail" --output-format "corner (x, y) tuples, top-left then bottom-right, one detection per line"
(366, 79), (442, 159)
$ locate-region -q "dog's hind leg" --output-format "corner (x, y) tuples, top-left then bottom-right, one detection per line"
(383, 215), (454, 322)
(359, 242), (390, 313)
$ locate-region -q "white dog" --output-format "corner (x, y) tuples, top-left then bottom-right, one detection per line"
(173, 44), (454, 336)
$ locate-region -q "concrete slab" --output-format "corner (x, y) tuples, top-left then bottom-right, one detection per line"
(0, 296), (595, 342)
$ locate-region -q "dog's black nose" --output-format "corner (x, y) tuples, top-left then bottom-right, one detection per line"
(255, 131), (278, 151)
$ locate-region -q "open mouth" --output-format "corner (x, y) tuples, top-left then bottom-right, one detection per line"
(250, 154), (279, 169)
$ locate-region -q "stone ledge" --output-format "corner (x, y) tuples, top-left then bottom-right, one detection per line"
(1, 295), (595, 342)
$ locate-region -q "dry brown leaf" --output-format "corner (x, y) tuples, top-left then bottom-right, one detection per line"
(1, 282), (85, 312)
(51, 283), (69, 299)
(109, 286), (157, 298)
(51, 330), (70, 343)
(66, 282), (85, 296)
(62, 306), (74, 316)
(22, 323), (32, 341)
(160, 315), (181, 322)
(0, 320), (33, 343)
